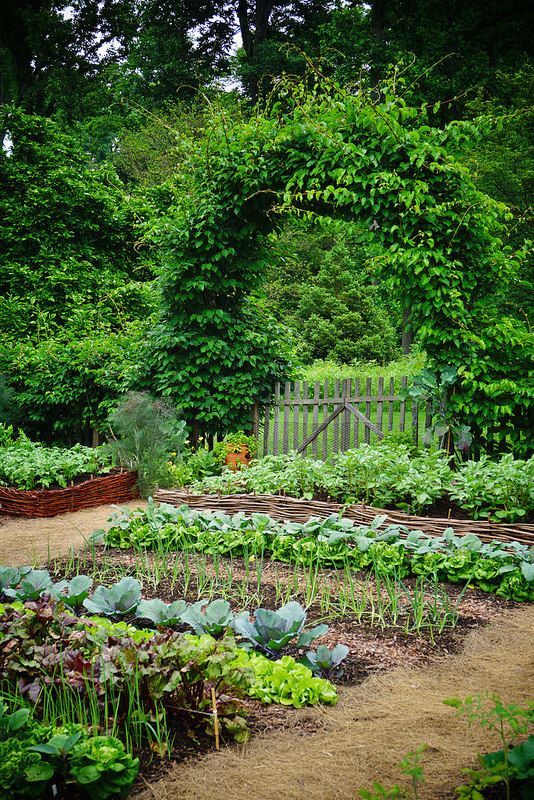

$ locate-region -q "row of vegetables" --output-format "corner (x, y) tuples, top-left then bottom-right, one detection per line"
(100, 501), (534, 602)
(0, 585), (339, 799)
(188, 446), (534, 521)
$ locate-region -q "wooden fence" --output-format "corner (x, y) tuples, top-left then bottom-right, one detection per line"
(254, 377), (432, 458)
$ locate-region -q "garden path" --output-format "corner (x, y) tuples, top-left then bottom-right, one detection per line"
(0, 501), (146, 566)
(133, 604), (534, 800)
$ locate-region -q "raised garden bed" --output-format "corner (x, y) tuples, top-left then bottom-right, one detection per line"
(0, 469), (139, 517)
(155, 488), (534, 547)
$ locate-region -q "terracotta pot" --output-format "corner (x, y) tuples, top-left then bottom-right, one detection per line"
(225, 445), (252, 471)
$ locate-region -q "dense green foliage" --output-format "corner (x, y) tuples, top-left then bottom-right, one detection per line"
(0, 111), (156, 441)
(101, 502), (534, 602)
(0, 433), (113, 490)
(189, 445), (534, 522)
(0, 1), (531, 452)
(0, 702), (138, 800)
(264, 221), (401, 364)
(144, 71), (531, 445)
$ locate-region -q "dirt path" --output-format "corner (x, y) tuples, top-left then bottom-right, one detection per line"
(0, 501), (146, 566)
(134, 605), (534, 800)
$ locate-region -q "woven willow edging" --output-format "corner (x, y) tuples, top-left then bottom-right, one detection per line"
(155, 489), (534, 547)
(0, 471), (139, 518)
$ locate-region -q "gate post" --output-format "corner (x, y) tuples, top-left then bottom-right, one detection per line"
(342, 379), (351, 451)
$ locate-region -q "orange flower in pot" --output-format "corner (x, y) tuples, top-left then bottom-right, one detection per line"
(214, 432), (258, 472)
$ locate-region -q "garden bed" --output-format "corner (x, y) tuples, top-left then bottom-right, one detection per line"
(155, 489), (534, 546)
(0, 470), (139, 517)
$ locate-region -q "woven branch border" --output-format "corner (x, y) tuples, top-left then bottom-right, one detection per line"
(155, 489), (534, 547)
(0, 471), (139, 518)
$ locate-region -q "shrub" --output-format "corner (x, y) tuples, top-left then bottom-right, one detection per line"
(106, 391), (188, 496)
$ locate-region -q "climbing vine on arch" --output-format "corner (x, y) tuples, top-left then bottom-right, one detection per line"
(146, 72), (531, 452)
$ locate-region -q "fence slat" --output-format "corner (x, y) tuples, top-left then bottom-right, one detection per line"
(293, 381), (300, 451)
(262, 402), (270, 457)
(302, 381), (309, 454)
(333, 380), (340, 453)
(388, 377), (394, 431)
(312, 382), (320, 457)
(322, 380), (328, 458)
(283, 382), (291, 453)
(377, 377), (384, 436)
(365, 378), (372, 443)
(399, 376), (407, 432)
(273, 383), (280, 455)
(412, 397), (419, 445)
(342, 379), (351, 450)
(353, 378), (360, 448)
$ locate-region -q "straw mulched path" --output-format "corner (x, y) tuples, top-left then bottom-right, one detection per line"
(0, 501), (146, 566)
(133, 605), (534, 800)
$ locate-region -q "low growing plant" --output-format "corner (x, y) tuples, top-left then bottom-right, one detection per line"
(233, 601), (328, 657)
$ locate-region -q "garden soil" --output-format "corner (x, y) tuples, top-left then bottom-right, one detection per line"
(0, 501), (146, 566)
(133, 605), (534, 800)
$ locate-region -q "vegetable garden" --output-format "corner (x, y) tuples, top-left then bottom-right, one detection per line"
(1, 4), (533, 795)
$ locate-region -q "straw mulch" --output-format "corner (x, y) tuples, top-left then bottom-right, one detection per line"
(133, 605), (534, 800)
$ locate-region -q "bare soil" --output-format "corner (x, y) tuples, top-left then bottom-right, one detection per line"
(0, 501), (146, 566)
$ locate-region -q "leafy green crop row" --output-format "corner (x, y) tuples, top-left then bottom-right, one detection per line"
(190, 445), (534, 521)
(0, 702), (138, 800)
(0, 428), (114, 490)
(101, 502), (534, 602)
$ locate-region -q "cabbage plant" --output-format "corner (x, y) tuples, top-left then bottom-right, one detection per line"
(50, 576), (93, 609)
(83, 577), (141, 616)
(135, 598), (187, 626)
(181, 599), (235, 636)
(4, 569), (53, 601)
(300, 644), (349, 679)
(233, 601), (328, 657)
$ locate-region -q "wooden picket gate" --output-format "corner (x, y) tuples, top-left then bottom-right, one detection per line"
(254, 377), (432, 459)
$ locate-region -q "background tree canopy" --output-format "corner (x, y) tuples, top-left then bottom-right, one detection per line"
(0, 0), (531, 451)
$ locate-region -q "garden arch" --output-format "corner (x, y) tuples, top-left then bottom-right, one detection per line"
(148, 75), (531, 453)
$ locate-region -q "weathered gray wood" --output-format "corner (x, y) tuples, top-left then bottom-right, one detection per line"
(312, 382), (319, 457)
(412, 396), (419, 445)
(345, 401), (384, 437)
(377, 377), (384, 436)
(342, 379), (351, 450)
(353, 378), (360, 448)
(333, 379), (341, 453)
(293, 381), (300, 450)
(388, 377), (394, 431)
(425, 399), (432, 443)
(298, 403), (344, 453)
(400, 376), (407, 432)
(302, 381), (309, 453)
(365, 378), (372, 443)
(322, 380), (328, 458)
(283, 382), (290, 453)
(263, 403), (270, 456)
(273, 383), (280, 455)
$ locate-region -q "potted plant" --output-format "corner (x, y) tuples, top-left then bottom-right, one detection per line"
(214, 431), (258, 471)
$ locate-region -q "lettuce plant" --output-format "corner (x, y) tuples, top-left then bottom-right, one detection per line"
(83, 578), (141, 616)
(233, 601), (328, 657)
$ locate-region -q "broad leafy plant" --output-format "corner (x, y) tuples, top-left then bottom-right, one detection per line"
(233, 601), (328, 657)
(181, 599), (235, 637)
(300, 644), (350, 680)
(83, 578), (141, 617)
(135, 598), (188, 626)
